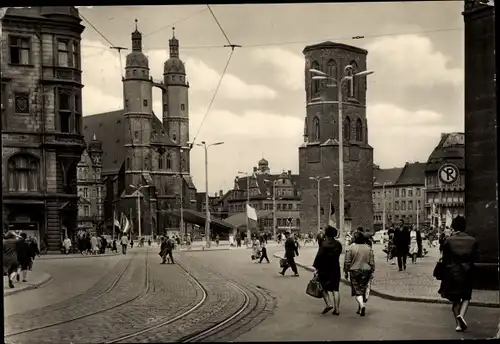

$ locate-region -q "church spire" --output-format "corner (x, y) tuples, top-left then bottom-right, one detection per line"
(131, 18), (142, 51)
(169, 27), (179, 58)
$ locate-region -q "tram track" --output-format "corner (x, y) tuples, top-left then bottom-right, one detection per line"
(4, 250), (150, 340)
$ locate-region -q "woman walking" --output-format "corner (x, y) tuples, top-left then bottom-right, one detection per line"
(313, 226), (343, 315)
(438, 215), (478, 332)
(409, 226), (422, 264)
(344, 231), (375, 317)
(17, 233), (32, 282)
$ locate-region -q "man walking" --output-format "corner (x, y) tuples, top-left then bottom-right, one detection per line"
(259, 240), (270, 263)
(394, 219), (410, 271)
(120, 233), (129, 255)
(165, 236), (175, 264)
(280, 231), (299, 277)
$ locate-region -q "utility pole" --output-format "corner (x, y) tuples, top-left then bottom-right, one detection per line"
(110, 46), (128, 78)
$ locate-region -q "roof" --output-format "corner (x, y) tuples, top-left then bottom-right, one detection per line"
(425, 132), (465, 172)
(82, 110), (178, 174)
(395, 162), (427, 186)
(303, 41), (368, 55)
(234, 172), (300, 198)
(373, 167), (403, 187)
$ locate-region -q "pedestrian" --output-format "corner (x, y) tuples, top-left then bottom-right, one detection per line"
(28, 237), (40, 271)
(159, 237), (168, 264)
(112, 239), (118, 253)
(131, 238), (135, 248)
(313, 226), (343, 315)
(316, 230), (325, 247)
(279, 231), (299, 277)
(259, 240), (270, 263)
(344, 231), (375, 317)
(120, 233), (129, 254)
(294, 234), (301, 252)
(186, 234), (192, 250)
(393, 220), (410, 271)
(252, 237), (261, 261)
(176, 235), (181, 250)
(164, 236), (175, 264)
(215, 234), (220, 247)
(438, 215), (478, 332)
(100, 235), (107, 254)
(63, 236), (72, 255)
(147, 238), (151, 246)
(409, 225), (422, 264)
(17, 233), (32, 282)
(3, 231), (22, 289)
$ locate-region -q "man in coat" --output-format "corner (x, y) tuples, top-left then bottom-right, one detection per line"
(279, 231), (299, 277)
(3, 231), (22, 288)
(394, 219), (410, 271)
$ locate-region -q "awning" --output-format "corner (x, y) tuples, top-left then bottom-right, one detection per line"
(169, 208), (235, 232)
(224, 210), (273, 229)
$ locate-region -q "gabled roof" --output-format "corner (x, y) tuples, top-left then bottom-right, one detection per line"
(235, 172), (300, 198)
(395, 162), (426, 186)
(373, 167), (403, 187)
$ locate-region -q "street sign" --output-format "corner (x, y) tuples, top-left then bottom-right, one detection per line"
(438, 163), (459, 184)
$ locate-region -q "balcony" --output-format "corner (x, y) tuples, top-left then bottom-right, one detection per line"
(41, 67), (82, 86)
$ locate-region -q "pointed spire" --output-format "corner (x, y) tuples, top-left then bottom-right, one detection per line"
(169, 26), (179, 58)
(172, 26), (175, 38)
(131, 18), (142, 51)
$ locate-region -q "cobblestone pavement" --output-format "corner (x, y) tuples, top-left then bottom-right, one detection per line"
(282, 244), (499, 306)
(187, 247), (499, 341)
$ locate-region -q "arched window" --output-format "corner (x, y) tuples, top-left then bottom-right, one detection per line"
(8, 154), (39, 192)
(312, 116), (320, 142)
(356, 118), (363, 141)
(344, 116), (351, 141)
(349, 61), (358, 98)
(327, 59), (337, 94)
(310, 61), (320, 97)
(166, 153), (172, 170)
(158, 154), (164, 169)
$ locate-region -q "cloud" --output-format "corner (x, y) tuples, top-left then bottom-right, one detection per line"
(365, 34), (463, 87)
(252, 47), (304, 90)
(368, 103), (463, 167)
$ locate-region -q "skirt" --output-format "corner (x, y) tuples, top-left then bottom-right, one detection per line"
(349, 269), (372, 297)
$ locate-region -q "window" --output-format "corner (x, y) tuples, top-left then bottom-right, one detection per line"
(312, 116), (320, 141)
(143, 99), (148, 107)
(344, 117), (351, 141)
(172, 131), (177, 141)
(73, 42), (79, 68)
(311, 61), (320, 96)
(349, 60), (358, 98)
(408, 201), (413, 210)
(401, 189), (406, 197)
(416, 188), (421, 197)
(181, 104), (185, 111)
(7, 155), (39, 192)
(388, 202), (392, 210)
(395, 189), (399, 197)
(58, 40), (69, 67)
(14, 93), (30, 114)
(158, 155), (164, 169)
(83, 188), (89, 198)
(166, 153), (172, 169)
(84, 206), (90, 217)
(417, 200), (421, 210)
(59, 90), (71, 133)
(9, 35), (31, 65)
(408, 189), (413, 197)
(401, 201), (406, 210)
(355, 118), (363, 141)
(395, 201), (399, 210)
(327, 60), (337, 91)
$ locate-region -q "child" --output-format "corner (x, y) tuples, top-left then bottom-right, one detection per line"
(112, 239), (118, 253)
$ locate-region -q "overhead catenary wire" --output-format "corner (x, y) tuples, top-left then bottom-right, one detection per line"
(206, 4), (232, 46)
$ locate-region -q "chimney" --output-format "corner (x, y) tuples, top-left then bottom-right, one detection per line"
(288, 170), (292, 176)
(219, 190), (223, 197)
(253, 166), (257, 172)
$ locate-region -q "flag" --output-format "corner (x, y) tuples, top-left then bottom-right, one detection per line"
(328, 200), (336, 227)
(114, 218), (121, 230)
(246, 204), (258, 221)
(121, 213), (131, 233)
(445, 210), (452, 228)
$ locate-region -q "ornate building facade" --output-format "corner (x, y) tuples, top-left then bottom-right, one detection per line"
(1, 7), (85, 251)
(82, 23), (196, 238)
(76, 135), (104, 234)
(299, 41), (374, 234)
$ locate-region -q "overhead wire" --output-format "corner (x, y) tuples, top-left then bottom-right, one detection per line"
(206, 4), (232, 46)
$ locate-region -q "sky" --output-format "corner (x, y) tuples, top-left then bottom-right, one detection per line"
(78, 2), (466, 193)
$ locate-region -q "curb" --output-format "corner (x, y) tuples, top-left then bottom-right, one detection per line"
(180, 248), (231, 252)
(271, 253), (499, 309)
(4, 273), (53, 297)
(38, 253), (118, 260)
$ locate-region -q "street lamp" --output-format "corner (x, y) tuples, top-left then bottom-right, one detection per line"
(174, 174), (184, 237)
(415, 186), (426, 230)
(264, 179), (280, 241)
(195, 140), (224, 248)
(238, 171), (252, 244)
(310, 65), (374, 237)
(129, 184), (151, 239)
(309, 176), (331, 233)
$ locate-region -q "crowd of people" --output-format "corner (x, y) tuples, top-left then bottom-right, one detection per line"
(3, 231), (40, 289)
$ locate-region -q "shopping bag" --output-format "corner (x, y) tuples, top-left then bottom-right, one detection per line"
(279, 258), (288, 268)
(306, 274), (323, 298)
(433, 260), (445, 280)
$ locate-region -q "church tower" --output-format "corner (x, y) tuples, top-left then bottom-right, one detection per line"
(123, 19), (154, 187)
(164, 28), (191, 173)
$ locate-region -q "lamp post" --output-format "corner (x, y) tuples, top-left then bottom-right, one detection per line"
(195, 141), (224, 248)
(416, 186), (426, 230)
(129, 184), (151, 239)
(310, 66), (374, 237)
(264, 179), (280, 241)
(238, 171), (252, 244)
(175, 174), (184, 236)
(309, 176), (331, 233)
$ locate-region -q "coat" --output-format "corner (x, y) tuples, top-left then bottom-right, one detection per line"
(284, 237), (299, 258)
(3, 238), (21, 275)
(17, 239), (33, 265)
(393, 226), (410, 255)
(313, 238), (342, 291)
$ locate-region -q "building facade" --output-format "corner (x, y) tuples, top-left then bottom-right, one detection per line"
(392, 162), (426, 226)
(299, 41), (373, 234)
(76, 134), (104, 234)
(372, 165), (402, 230)
(424, 133), (465, 228)
(463, 0), (497, 289)
(82, 24), (196, 238)
(1, 7), (85, 251)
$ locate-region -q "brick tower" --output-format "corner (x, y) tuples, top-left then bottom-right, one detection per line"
(299, 41), (373, 234)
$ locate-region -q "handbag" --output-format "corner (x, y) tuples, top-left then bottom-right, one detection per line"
(306, 273), (323, 299)
(279, 258), (288, 268)
(433, 259), (445, 280)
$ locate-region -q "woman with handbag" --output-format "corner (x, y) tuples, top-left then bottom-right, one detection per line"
(344, 231), (375, 317)
(313, 226), (343, 315)
(437, 216), (478, 332)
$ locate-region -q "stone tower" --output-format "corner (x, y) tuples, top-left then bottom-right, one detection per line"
(298, 41), (373, 234)
(164, 28), (191, 173)
(123, 19), (154, 187)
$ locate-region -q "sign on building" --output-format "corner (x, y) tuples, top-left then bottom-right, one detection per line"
(438, 163), (459, 185)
